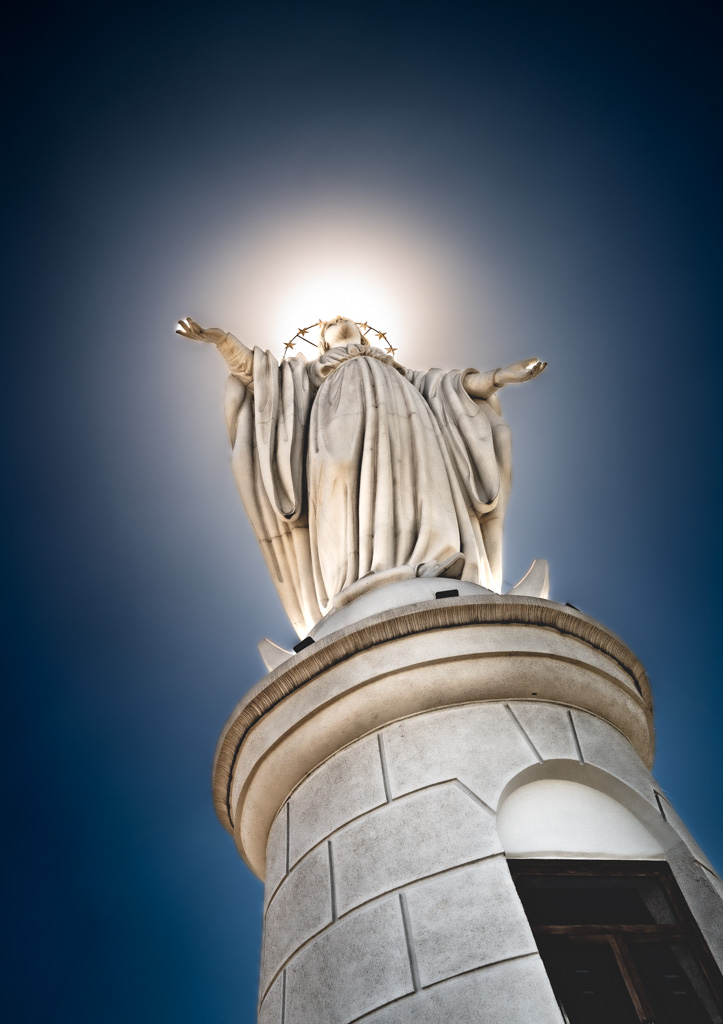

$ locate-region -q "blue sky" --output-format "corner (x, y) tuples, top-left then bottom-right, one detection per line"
(5, 1), (722, 1020)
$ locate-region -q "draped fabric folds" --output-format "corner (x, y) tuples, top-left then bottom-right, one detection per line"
(224, 343), (511, 637)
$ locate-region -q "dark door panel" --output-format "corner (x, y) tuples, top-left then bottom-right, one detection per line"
(537, 937), (640, 1024)
(509, 861), (723, 1024)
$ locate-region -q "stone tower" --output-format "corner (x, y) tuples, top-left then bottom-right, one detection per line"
(212, 576), (723, 1023)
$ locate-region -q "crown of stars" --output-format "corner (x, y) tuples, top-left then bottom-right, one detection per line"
(283, 320), (396, 357)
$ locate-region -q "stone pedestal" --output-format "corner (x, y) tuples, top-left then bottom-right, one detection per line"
(213, 588), (723, 1024)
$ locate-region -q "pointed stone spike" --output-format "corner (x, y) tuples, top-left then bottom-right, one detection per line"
(258, 638), (293, 673)
(506, 558), (550, 599)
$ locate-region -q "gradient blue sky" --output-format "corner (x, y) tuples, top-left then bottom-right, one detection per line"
(5, 1), (722, 1020)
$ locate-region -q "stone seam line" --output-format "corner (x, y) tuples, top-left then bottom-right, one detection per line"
(344, 952), (542, 1024)
(398, 892), (422, 992)
(258, 708), (684, 1010)
(377, 733), (393, 803)
(262, 703), (604, 915)
(264, 778), (495, 917)
(654, 791), (668, 820)
(504, 704), (543, 762)
(261, 702), (614, 912)
(284, 802), (290, 874)
(260, 772), (504, 997)
(328, 840), (338, 922)
(213, 597), (653, 833)
(566, 709), (585, 763)
(231, 656), (649, 865)
(259, 853), (508, 1006)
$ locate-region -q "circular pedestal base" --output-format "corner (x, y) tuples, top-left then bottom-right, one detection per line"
(213, 594), (653, 876)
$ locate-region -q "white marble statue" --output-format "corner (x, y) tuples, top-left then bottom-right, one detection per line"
(178, 315), (546, 636)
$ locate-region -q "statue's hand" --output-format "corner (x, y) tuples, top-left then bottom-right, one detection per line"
(176, 317), (227, 345)
(494, 358), (547, 387)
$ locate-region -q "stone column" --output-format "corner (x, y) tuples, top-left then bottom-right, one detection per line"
(212, 584), (723, 1024)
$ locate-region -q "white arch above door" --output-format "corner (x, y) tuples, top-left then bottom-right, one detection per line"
(498, 778), (665, 859)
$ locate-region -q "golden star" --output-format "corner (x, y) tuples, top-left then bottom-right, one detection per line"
(297, 327), (308, 336)
(358, 322), (369, 331)
(284, 340), (296, 355)
(376, 331), (387, 341)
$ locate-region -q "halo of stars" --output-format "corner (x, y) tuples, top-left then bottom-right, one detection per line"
(283, 321), (397, 358)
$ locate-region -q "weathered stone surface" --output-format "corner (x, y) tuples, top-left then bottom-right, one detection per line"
(264, 804), (287, 909)
(657, 792), (713, 868)
(332, 784), (501, 916)
(288, 735), (387, 866)
(508, 701), (579, 762)
(571, 710), (655, 804)
(261, 843), (332, 995)
(216, 604), (654, 872)
(667, 841), (723, 971)
(284, 897), (414, 1024)
(257, 972), (283, 1024)
(382, 703), (537, 809)
(404, 858), (537, 986)
(360, 955), (564, 1023)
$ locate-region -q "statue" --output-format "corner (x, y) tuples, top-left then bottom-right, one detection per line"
(177, 315), (546, 637)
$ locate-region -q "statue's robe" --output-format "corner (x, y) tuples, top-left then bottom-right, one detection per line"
(224, 342), (511, 637)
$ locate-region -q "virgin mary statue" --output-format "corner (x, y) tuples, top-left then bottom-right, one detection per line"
(177, 315), (546, 637)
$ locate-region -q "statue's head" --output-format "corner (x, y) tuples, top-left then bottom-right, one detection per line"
(318, 316), (367, 353)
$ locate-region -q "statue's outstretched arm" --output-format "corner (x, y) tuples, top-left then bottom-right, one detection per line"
(176, 317), (254, 380)
(464, 358), (547, 399)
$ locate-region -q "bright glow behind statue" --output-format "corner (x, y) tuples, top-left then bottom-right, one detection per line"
(195, 198), (492, 362)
